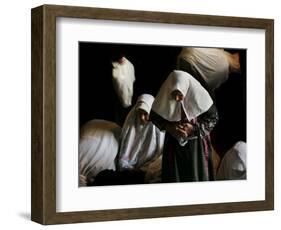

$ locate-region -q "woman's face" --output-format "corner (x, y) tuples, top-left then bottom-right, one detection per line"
(137, 109), (149, 124)
(171, 90), (184, 102)
(118, 56), (126, 64)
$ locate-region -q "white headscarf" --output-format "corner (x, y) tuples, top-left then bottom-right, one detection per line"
(152, 70), (213, 122)
(118, 94), (165, 170)
(79, 120), (121, 186)
(112, 57), (135, 108)
(216, 141), (247, 180)
(177, 48), (230, 90)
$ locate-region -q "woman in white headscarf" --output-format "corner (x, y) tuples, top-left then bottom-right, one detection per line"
(79, 119), (121, 186)
(117, 94), (165, 179)
(150, 70), (218, 182)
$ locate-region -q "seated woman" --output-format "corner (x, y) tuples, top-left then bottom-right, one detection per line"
(150, 70), (218, 182)
(79, 119), (121, 186)
(117, 94), (165, 182)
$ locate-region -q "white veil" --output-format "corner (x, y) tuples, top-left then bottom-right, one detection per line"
(152, 70), (213, 122)
(118, 94), (165, 170)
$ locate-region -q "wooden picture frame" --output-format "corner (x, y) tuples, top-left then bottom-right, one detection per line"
(31, 4), (274, 225)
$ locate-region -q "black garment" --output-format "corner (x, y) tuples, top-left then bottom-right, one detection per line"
(150, 105), (218, 182)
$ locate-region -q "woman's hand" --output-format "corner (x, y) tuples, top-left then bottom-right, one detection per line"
(166, 122), (188, 139)
(179, 122), (194, 136)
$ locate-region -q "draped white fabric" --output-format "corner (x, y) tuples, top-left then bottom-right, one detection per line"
(118, 94), (165, 171)
(177, 48), (230, 90)
(216, 141), (247, 180)
(79, 120), (121, 186)
(112, 57), (135, 108)
(152, 70), (213, 122)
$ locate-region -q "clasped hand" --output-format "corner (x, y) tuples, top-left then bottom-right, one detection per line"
(166, 121), (193, 139)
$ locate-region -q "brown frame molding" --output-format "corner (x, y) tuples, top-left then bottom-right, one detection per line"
(31, 4), (274, 225)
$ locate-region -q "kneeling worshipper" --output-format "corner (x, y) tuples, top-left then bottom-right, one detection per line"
(150, 70), (218, 183)
(117, 94), (165, 182)
(79, 119), (121, 186)
(216, 141), (246, 180)
(177, 47), (241, 94)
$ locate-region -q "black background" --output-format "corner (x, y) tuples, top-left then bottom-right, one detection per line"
(79, 42), (246, 157)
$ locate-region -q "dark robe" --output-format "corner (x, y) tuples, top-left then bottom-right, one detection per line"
(150, 105), (218, 182)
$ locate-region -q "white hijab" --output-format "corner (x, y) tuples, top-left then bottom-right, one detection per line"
(177, 48), (230, 90)
(118, 94), (165, 170)
(216, 141), (247, 180)
(112, 57), (135, 108)
(79, 120), (121, 186)
(152, 70), (213, 122)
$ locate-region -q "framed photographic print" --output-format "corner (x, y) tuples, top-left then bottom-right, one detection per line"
(31, 4), (274, 225)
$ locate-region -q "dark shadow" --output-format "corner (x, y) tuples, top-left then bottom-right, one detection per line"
(18, 212), (31, 220)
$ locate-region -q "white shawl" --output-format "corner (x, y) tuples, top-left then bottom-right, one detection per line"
(79, 120), (121, 186)
(112, 57), (135, 108)
(118, 94), (165, 170)
(152, 70), (213, 122)
(177, 48), (230, 90)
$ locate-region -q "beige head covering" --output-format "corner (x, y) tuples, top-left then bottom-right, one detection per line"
(152, 70), (213, 122)
(177, 48), (230, 90)
(112, 57), (135, 108)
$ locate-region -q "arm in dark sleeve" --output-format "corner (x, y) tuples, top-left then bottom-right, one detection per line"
(196, 104), (219, 137)
(149, 110), (169, 131)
